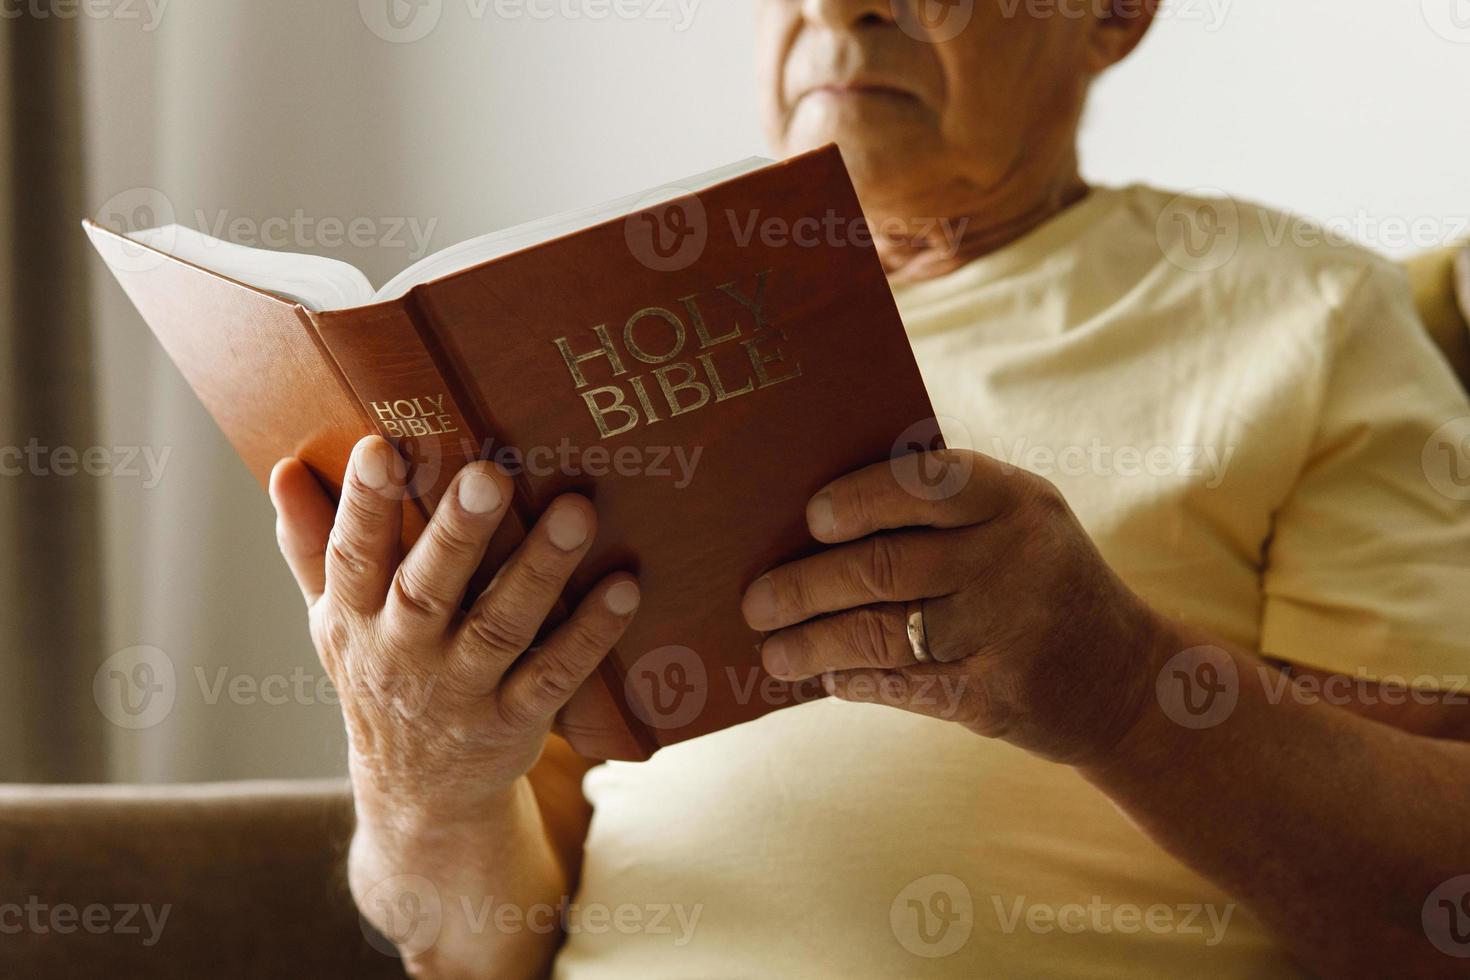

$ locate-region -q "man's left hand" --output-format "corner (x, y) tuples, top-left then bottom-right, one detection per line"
(741, 450), (1176, 766)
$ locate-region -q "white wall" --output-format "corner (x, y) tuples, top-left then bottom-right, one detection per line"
(1084, 0), (1470, 257)
(78, 0), (1467, 781)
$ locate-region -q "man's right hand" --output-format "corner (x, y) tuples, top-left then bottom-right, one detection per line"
(268, 435), (639, 974)
(270, 434), (639, 817)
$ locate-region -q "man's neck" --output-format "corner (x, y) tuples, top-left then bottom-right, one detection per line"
(875, 173), (1091, 286)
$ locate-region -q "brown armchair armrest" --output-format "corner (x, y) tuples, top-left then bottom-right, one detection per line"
(0, 779), (404, 979)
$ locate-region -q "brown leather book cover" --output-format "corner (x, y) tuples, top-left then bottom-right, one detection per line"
(85, 145), (936, 761)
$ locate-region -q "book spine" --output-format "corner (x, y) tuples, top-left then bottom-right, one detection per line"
(308, 300), (487, 533)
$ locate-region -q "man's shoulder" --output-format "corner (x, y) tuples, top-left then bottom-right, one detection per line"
(1122, 183), (1396, 299)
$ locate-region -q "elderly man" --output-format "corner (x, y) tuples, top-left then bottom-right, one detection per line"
(267, 1), (1470, 976)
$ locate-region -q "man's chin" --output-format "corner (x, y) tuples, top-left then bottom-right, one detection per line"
(782, 127), (932, 212)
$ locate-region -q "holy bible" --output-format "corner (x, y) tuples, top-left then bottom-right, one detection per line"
(85, 145), (937, 761)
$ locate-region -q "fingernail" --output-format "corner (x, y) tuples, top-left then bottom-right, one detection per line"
(762, 635), (790, 678)
(355, 439), (389, 490)
(458, 471), (502, 515)
(742, 576), (777, 629)
(604, 580), (641, 616)
(807, 492), (835, 539)
(547, 505), (590, 551)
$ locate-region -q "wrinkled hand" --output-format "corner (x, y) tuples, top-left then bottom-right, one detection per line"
(270, 435), (640, 821)
(742, 450), (1170, 765)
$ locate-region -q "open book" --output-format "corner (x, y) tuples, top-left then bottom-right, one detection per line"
(122, 158), (771, 312)
(85, 146), (937, 761)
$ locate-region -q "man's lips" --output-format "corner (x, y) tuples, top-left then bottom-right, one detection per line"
(799, 82), (922, 107)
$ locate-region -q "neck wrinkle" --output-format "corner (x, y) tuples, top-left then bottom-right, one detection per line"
(877, 171), (1090, 286)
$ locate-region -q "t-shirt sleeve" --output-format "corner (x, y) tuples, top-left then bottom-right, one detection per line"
(1260, 260), (1470, 684)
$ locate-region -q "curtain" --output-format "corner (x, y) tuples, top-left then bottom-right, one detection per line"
(0, 16), (106, 781)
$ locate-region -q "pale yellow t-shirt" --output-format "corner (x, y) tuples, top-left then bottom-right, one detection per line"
(553, 186), (1470, 977)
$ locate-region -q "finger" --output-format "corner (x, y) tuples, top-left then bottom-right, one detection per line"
(325, 436), (406, 614)
(388, 461), (514, 636)
(496, 574), (641, 729)
(269, 457), (336, 606)
(455, 494), (598, 679)
(741, 529), (971, 632)
(806, 450), (1018, 545)
(822, 664), (974, 725)
(760, 603), (915, 681)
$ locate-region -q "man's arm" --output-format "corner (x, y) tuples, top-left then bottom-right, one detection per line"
(742, 450), (1470, 979)
(271, 441), (634, 979)
(1083, 632), (1470, 978)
